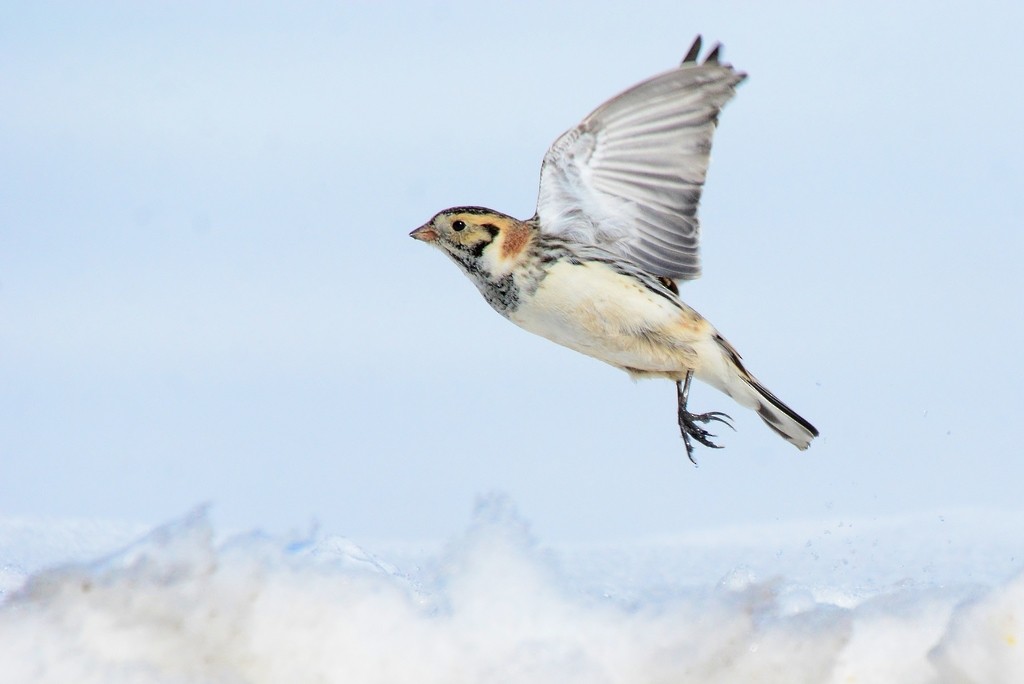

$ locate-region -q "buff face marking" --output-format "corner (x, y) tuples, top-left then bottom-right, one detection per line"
(411, 37), (818, 463)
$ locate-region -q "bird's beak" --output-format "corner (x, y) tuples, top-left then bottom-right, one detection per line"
(409, 224), (438, 242)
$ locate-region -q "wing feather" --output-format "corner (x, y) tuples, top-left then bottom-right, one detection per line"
(536, 39), (745, 281)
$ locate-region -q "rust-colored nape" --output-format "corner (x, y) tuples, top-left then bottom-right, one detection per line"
(499, 220), (532, 260)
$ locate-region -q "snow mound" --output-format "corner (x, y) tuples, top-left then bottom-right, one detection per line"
(1, 498), (1022, 683)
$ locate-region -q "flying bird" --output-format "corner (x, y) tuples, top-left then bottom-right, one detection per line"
(411, 37), (818, 462)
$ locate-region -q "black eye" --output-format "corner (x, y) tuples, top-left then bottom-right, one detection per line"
(452, 220), (466, 232)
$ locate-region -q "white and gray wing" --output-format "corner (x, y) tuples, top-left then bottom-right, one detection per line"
(536, 37), (746, 281)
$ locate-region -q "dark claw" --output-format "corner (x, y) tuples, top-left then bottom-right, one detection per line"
(679, 409), (729, 457)
(675, 373), (735, 465)
(677, 410), (722, 465)
(691, 411), (735, 431)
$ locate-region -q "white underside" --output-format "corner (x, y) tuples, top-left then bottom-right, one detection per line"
(508, 260), (711, 378)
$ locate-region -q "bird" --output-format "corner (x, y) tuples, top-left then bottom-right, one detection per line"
(410, 36), (818, 463)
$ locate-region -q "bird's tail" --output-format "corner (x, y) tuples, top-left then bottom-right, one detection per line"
(742, 374), (818, 450)
(705, 334), (819, 450)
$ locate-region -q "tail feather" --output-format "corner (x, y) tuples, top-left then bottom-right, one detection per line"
(746, 376), (818, 450)
(707, 333), (819, 450)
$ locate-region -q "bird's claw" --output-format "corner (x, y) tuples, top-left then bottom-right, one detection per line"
(678, 409), (735, 465)
(694, 411), (734, 430)
(675, 373), (735, 465)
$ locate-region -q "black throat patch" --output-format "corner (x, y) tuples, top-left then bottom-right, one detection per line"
(446, 250), (521, 314)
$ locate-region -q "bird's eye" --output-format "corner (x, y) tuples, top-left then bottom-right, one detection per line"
(452, 220), (466, 232)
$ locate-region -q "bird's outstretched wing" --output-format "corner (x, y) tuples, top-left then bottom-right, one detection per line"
(535, 37), (746, 281)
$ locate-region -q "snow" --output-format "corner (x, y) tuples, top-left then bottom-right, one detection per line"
(1, 496), (1023, 683)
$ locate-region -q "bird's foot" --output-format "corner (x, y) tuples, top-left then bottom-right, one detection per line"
(675, 373), (735, 465)
(678, 409), (734, 466)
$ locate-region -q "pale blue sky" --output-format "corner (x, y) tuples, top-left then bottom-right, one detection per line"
(2, 1), (1022, 542)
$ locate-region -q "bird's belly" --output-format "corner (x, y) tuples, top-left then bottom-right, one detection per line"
(508, 260), (705, 374)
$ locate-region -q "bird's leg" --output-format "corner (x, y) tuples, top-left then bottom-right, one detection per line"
(676, 370), (734, 465)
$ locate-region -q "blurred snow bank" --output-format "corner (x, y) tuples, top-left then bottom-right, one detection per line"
(1, 497), (1023, 683)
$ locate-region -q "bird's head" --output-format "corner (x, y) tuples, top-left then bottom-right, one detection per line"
(410, 207), (533, 279)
